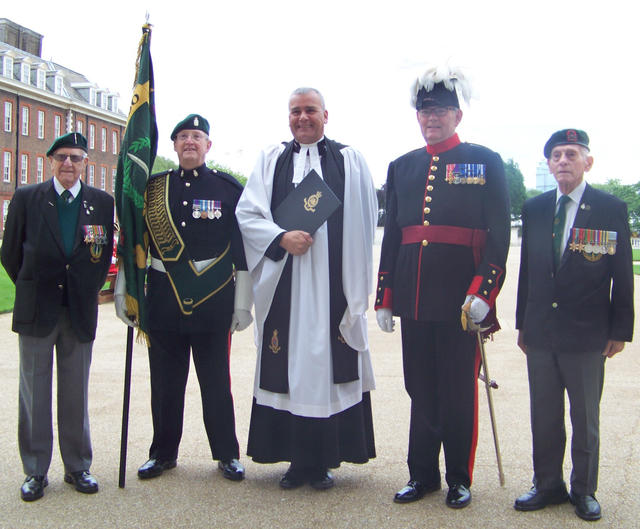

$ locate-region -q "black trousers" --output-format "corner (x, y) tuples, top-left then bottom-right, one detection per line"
(147, 328), (239, 462)
(401, 319), (479, 488)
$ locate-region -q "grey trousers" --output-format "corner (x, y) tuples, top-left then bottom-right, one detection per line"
(18, 309), (93, 476)
(526, 346), (605, 495)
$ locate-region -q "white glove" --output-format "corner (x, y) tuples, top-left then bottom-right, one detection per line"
(462, 295), (490, 324)
(114, 269), (137, 327)
(376, 308), (395, 333)
(230, 270), (253, 333)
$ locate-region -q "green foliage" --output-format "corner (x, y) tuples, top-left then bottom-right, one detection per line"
(526, 188), (542, 199)
(504, 159), (527, 220)
(0, 265), (15, 313)
(207, 161), (246, 186)
(151, 155), (177, 173)
(591, 180), (640, 234)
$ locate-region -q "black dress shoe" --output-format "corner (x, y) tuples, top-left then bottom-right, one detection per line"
(64, 470), (99, 494)
(446, 484), (471, 509)
(514, 485), (569, 511)
(570, 493), (601, 521)
(279, 467), (307, 489)
(137, 458), (177, 479)
(21, 475), (48, 502)
(309, 469), (334, 490)
(394, 480), (441, 503)
(218, 459), (245, 481)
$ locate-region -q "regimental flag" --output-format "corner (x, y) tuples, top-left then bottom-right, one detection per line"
(115, 23), (158, 339)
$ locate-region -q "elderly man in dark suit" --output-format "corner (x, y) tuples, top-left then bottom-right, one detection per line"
(514, 129), (634, 521)
(1, 132), (114, 502)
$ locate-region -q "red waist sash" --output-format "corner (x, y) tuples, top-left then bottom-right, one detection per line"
(401, 225), (487, 265)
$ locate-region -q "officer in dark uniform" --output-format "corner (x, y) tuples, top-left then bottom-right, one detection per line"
(116, 114), (252, 482)
(375, 66), (510, 508)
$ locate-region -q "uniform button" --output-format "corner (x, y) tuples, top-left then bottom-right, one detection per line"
(65, 264), (70, 270)
(488, 279), (493, 284)
(432, 156), (439, 162)
(58, 284), (63, 290)
(423, 220), (430, 226)
(422, 240), (428, 246)
(378, 287), (382, 291)
(424, 207), (430, 214)
(483, 290), (488, 296)
(430, 166), (438, 171)
(492, 270), (496, 275)
(181, 221), (186, 227)
(428, 175), (435, 181)
(185, 182), (191, 187)
(427, 185), (433, 191)
(425, 196), (432, 202)
(552, 302), (558, 308)
(183, 201), (188, 206)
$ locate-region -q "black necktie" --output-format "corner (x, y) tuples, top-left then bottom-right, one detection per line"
(553, 194), (570, 270)
(61, 190), (73, 204)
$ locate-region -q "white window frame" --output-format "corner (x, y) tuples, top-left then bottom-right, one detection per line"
(21, 107), (29, 136)
(3, 101), (12, 132)
(36, 69), (46, 89)
(88, 164), (95, 186)
(101, 127), (107, 152)
(100, 166), (106, 190)
(54, 114), (61, 138)
(37, 110), (45, 139)
(21, 63), (30, 84)
(89, 124), (95, 149)
(76, 120), (83, 134)
(3, 152), (11, 182)
(2, 56), (13, 78)
(112, 130), (118, 154)
(112, 168), (117, 193)
(54, 75), (63, 95)
(20, 154), (28, 184)
(36, 156), (44, 183)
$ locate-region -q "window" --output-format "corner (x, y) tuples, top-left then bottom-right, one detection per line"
(89, 88), (96, 106)
(3, 200), (9, 231)
(89, 124), (95, 149)
(37, 110), (45, 139)
(112, 130), (118, 154)
(21, 154), (28, 184)
(112, 168), (117, 192)
(88, 164), (95, 186)
(3, 152), (11, 182)
(3, 101), (11, 132)
(36, 156), (44, 183)
(100, 166), (106, 190)
(2, 56), (13, 78)
(21, 107), (29, 136)
(54, 76), (63, 95)
(54, 115), (61, 138)
(21, 63), (30, 84)
(76, 120), (83, 134)
(101, 127), (107, 152)
(36, 69), (46, 89)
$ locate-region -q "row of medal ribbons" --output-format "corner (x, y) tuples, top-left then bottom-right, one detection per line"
(568, 228), (617, 255)
(192, 199), (222, 219)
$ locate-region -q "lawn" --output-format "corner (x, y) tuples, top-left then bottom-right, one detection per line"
(0, 265), (15, 314)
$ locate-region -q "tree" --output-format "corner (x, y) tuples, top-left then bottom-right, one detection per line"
(207, 162), (246, 186)
(591, 179), (640, 234)
(526, 188), (542, 199)
(504, 158), (526, 221)
(151, 155), (177, 173)
(150, 156), (246, 186)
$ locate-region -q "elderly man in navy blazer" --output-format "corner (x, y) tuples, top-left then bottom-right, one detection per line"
(514, 129), (634, 521)
(1, 132), (114, 501)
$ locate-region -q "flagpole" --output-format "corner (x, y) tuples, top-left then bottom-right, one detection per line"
(118, 325), (134, 487)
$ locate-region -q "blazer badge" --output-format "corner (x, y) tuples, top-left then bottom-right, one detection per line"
(269, 329), (281, 354)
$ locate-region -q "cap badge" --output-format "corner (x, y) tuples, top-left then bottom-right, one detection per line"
(193, 117), (199, 126)
(567, 130), (578, 142)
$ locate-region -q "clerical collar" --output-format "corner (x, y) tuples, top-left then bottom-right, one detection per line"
(179, 163), (207, 179)
(426, 134), (461, 155)
(53, 176), (81, 199)
(293, 137), (327, 155)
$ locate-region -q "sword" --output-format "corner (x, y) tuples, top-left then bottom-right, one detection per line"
(461, 302), (505, 487)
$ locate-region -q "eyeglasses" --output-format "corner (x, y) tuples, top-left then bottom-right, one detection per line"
(176, 132), (208, 142)
(52, 153), (86, 163)
(419, 106), (456, 118)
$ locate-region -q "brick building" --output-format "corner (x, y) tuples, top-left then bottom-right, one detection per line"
(0, 18), (126, 236)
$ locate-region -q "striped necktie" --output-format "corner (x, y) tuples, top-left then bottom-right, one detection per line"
(61, 190), (73, 204)
(553, 194), (570, 270)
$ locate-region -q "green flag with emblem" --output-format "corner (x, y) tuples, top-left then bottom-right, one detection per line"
(115, 23), (157, 338)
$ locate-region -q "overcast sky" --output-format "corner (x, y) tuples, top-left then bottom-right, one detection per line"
(5, 0), (638, 189)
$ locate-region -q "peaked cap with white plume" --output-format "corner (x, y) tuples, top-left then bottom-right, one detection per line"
(411, 64), (472, 109)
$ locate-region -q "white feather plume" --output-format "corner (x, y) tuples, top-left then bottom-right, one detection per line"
(410, 63), (472, 108)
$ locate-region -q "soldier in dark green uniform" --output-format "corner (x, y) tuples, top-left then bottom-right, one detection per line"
(375, 67), (510, 508)
(115, 114), (252, 482)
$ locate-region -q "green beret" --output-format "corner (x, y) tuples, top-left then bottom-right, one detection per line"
(46, 132), (88, 156)
(544, 129), (589, 159)
(170, 114), (210, 141)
